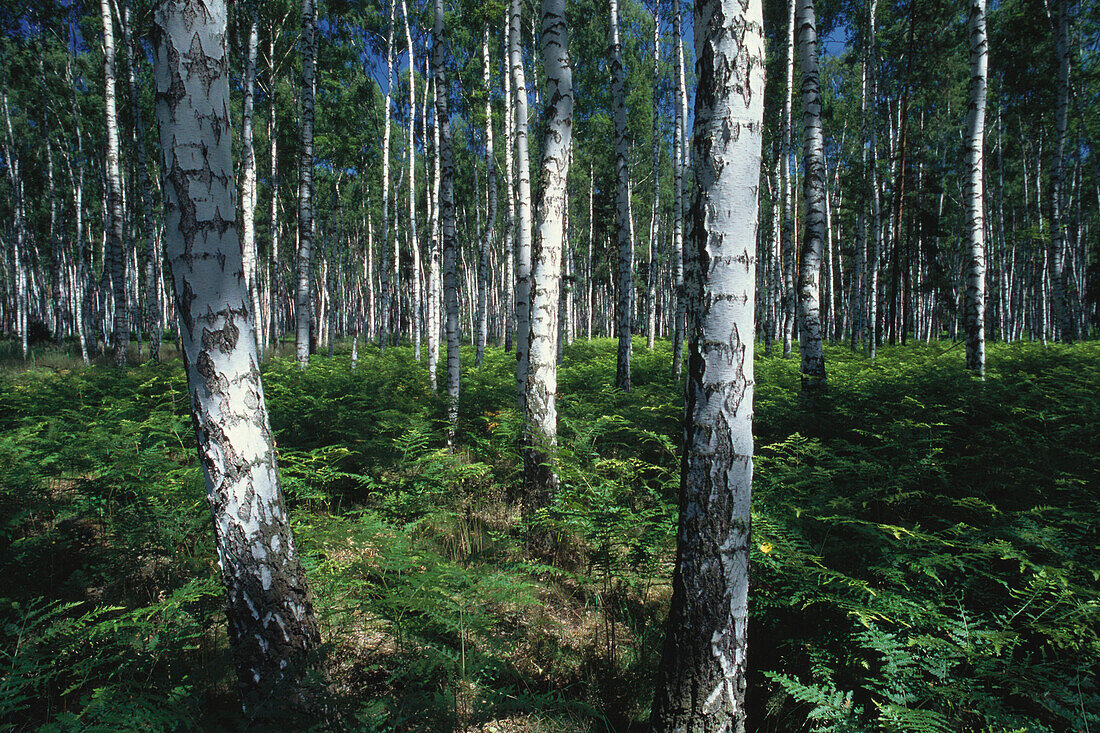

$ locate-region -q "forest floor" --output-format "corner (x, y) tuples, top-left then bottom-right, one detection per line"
(0, 337), (1097, 732)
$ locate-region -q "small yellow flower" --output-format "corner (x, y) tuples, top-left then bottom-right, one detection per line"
(759, 542), (773, 555)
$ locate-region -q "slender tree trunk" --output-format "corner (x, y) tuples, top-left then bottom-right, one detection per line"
(511, 0), (534, 412)
(435, 0), (460, 444)
(647, 0), (660, 351)
(503, 23), (516, 353)
(476, 24), (498, 366)
(379, 0), (395, 349)
(650, 0), (763, 723)
(101, 0), (129, 366)
(524, 0), (573, 511)
(780, 0), (796, 359)
(241, 16), (262, 358)
(610, 0), (632, 390)
(2, 94), (28, 361)
(587, 160), (595, 339)
(963, 0), (987, 374)
(796, 0), (826, 392)
(1048, 0), (1074, 342)
(670, 0), (687, 376)
(295, 0), (317, 367)
(428, 77), (442, 389)
(401, 0), (422, 360)
(268, 38), (281, 351)
(152, 0), (320, 713)
(866, 0), (882, 359)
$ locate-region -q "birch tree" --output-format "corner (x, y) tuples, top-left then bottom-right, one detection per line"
(963, 0), (987, 374)
(120, 3), (162, 363)
(1048, 0), (1074, 342)
(646, 0), (660, 351)
(670, 0), (687, 377)
(401, 0), (421, 360)
(240, 14), (262, 357)
(296, 0), (317, 367)
(435, 0), (460, 443)
(100, 0), (128, 366)
(524, 0), (573, 508)
(380, 0), (395, 350)
(511, 0), (534, 411)
(610, 0), (632, 391)
(649, 0), (764, 725)
(797, 0), (827, 392)
(476, 24), (498, 367)
(780, 0), (796, 359)
(152, 0), (320, 712)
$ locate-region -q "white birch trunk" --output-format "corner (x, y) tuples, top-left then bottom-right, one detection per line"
(1048, 0), (1074, 342)
(435, 0), (460, 443)
(796, 0), (827, 391)
(670, 0), (687, 377)
(101, 0), (128, 366)
(295, 0), (317, 367)
(963, 0), (987, 373)
(241, 18), (262, 358)
(476, 24), (498, 366)
(511, 0), (533, 412)
(152, 0), (320, 711)
(524, 0), (573, 509)
(380, 0), (395, 349)
(610, 0), (632, 390)
(401, 0), (422, 360)
(503, 22), (516, 353)
(646, 0), (660, 351)
(650, 0), (763, 723)
(780, 0), (796, 359)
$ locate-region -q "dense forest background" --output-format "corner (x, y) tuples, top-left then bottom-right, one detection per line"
(0, 0), (1098, 730)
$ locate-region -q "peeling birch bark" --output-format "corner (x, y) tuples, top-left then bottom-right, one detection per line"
(152, 0), (320, 714)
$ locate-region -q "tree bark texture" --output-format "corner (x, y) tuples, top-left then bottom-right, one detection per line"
(649, 0), (763, 725)
(796, 0), (826, 392)
(524, 0), (573, 510)
(152, 0), (320, 713)
(435, 0), (460, 444)
(296, 0), (317, 367)
(610, 0), (632, 391)
(963, 0), (987, 373)
(101, 0), (129, 366)
(511, 0), (533, 412)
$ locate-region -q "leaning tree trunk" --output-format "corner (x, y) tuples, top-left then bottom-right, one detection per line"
(524, 0), (573, 512)
(296, 0), (317, 368)
(1048, 0), (1074, 343)
(511, 0), (534, 413)
(151, 0), (320, 715)
(671, 0), (687, 377)
(796, 0), (827, 393)
(649, 0), (764, 725)
(963, 0), (987, 374)
(610, 0), (632, 391)
(241, 16), (263, 358)
(476, 23), (498, 367)
(435, 0), (460, 445)
(101, 0), (128, 366)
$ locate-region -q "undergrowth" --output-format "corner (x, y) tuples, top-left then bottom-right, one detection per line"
(0, 338), (1096, 731)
